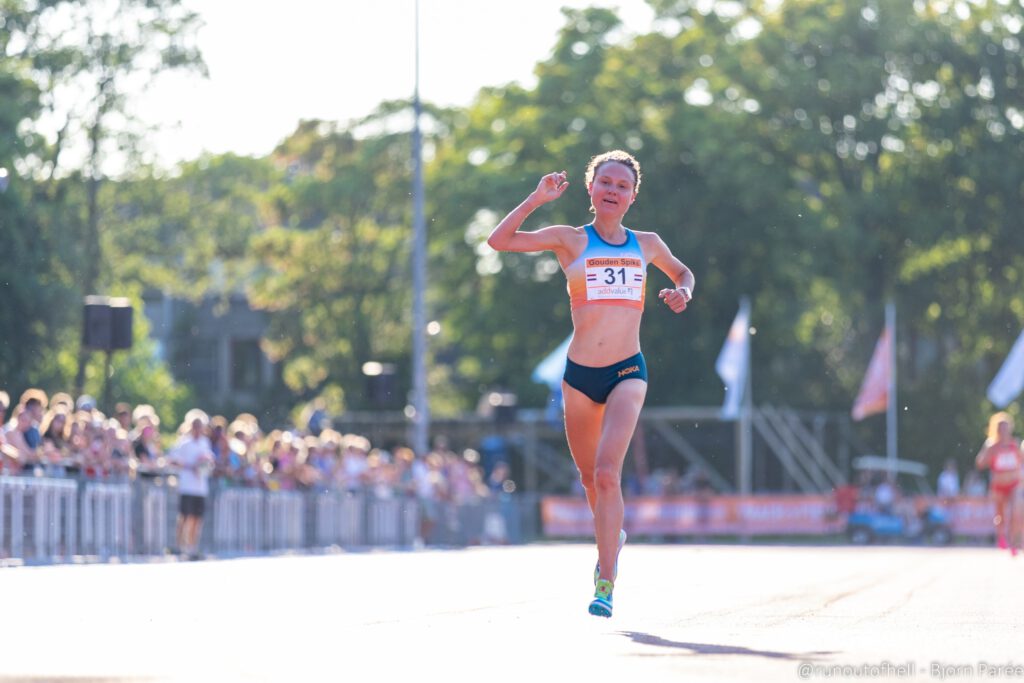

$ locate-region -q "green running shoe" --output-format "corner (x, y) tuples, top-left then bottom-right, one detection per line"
(589, 578), (614, 618)
(594, 529), (628, 585)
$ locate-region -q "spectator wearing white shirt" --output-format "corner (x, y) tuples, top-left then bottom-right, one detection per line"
(937, 459), (960, 502)
(169, 409), (215, 559)
(874, 474), (897, 514)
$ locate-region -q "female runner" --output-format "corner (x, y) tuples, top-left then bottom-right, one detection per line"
(488, 150), (695, 617)
(975, 411), (1023, 552)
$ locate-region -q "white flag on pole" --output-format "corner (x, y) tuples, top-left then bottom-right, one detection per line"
(715, 299), (751, 420)
(987, 326), (1024, 408)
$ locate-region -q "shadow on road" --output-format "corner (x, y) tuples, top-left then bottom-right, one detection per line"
(617, 631), (836, 661)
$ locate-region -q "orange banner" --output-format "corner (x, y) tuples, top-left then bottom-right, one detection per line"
(918, 496), (995, 536)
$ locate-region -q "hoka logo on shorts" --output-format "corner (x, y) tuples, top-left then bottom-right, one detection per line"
(617, 365), (640, 378)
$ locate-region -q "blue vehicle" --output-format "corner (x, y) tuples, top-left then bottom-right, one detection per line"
(845, 456), (953, 546)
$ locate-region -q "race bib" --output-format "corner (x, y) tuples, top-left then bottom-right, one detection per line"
(584, 257), (644, 301)
(994, 451), (1019, 471)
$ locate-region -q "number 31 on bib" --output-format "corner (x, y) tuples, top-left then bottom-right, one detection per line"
(584, 257), (644, 301)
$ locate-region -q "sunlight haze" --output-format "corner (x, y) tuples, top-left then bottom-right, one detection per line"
(133, 0), (654, 168)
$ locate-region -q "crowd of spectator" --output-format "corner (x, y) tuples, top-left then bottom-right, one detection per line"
(6, 387), (991, 508)
(0, 388), (514, 503)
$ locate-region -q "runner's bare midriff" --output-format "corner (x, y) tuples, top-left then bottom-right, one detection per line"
(990, 469), (1021, 488)
(568, 305), (643, 366)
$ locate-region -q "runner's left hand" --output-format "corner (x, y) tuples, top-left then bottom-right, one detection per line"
(659, 287), (691, 313)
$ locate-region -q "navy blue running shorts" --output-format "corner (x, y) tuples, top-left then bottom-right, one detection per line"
(563, 352), (648, 404)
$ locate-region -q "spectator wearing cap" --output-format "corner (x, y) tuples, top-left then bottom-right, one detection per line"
(76, 394), (97, 413)
(130, 404), (158, 431)
(19, 388), (48, 450)
(168, 409), (215, 559)
(50, 392), (74, 411)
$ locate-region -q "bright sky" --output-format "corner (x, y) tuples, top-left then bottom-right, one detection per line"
(133, 0), (655, 168)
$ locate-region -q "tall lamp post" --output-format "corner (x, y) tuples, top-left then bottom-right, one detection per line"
(410, 0), (430, 456)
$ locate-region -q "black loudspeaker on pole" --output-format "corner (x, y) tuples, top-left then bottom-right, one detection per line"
(82, 296), (132, 351)
(111, 304), (133, 350)
(82, 296), (133, 412)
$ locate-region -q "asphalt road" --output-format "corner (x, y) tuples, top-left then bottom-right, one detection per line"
(2, 543), (1022, 682)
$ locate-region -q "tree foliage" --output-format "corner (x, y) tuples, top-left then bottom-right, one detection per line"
(6, 0), (1024, 473)
(0, 0), (201, 423)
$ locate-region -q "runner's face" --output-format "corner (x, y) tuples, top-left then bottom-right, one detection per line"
(588, 162), (636, 218)
(998, 420), (1012, 439)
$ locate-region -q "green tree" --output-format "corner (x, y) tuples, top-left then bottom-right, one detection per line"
(0, 0), (203, 409)
(424, 1), (1024, 471)
(13, 0), (1024, 481)
(0, 16), (75, 391)
(247, 116), (438, 412)
(100, 153), (279, 298)
(8, 0), (205, 391)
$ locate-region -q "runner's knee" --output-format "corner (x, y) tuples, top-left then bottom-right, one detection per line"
(578, 467), (595, 488)
(595, 466), (620, 493)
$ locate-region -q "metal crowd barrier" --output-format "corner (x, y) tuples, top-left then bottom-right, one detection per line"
(213, 487), (265, 554)
(80, 482), (133, 558)
(313, 491), (364, 547)
(423, 494), (540, 546)
(0, 476), (78, 562)
(265, 490), (304, 551)
(1, 475), (540, 565)
(138, 482), (169, 556)
(366, 496), (420, 547)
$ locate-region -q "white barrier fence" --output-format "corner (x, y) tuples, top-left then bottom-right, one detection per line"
(265, 491), (304, 551)
(213, 488), (265, 554)
(139, 483), (169, 556)
(0, 476), (78, 562)
(81, 482), (132, 558)
(314, 491), (364, 547)
(0, 477), (538, 564)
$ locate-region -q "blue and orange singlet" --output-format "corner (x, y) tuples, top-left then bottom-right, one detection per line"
(565, 225), (647, 311)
